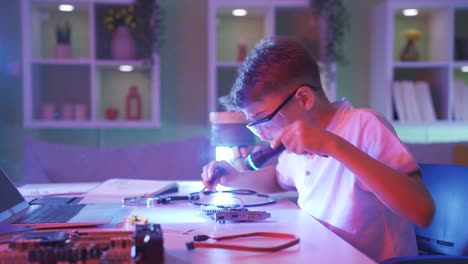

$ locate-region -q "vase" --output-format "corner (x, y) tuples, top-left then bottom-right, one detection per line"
(400, 39), (419, 61)
(111, 25), (136, 60)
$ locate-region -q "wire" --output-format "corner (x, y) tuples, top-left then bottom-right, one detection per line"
(186, 232), (300, 252)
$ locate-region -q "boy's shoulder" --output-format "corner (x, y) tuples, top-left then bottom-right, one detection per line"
(335, 107), (396, 134)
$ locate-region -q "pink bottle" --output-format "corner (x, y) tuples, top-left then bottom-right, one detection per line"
(126, 86), (142, 120)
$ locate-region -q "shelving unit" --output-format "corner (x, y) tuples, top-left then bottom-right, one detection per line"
(21, 0), (160, 128)
(207, 0), (335, 113)
(370, 0), (468, 143)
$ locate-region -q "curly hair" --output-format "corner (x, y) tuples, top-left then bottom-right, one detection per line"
(219, 37), (323, 111)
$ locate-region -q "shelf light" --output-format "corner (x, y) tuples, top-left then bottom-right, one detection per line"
(402, 9), (418, 16)
(119, 65), (134, 72)
(461, 66), (468, 73)
(58, 4), (74, 12)
(232, 9), (247, 17)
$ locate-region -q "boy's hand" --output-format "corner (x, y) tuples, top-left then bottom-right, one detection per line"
(201, 160), (239, 190)
(271, 120), (332, 157)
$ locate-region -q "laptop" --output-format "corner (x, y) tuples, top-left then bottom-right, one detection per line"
(0, 168), (122, 229)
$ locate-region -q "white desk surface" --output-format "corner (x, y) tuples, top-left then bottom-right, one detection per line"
(17, 180), (377, 264)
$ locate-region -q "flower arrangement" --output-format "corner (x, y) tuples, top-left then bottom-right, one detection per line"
(400, 29), (421, 61)
(104, 5), (137, 31)
(401, 29), (422, 41)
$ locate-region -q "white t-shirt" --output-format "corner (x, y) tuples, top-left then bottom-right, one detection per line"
(276, 98), (418, 262)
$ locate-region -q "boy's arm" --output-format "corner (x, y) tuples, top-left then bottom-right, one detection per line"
(330, 136), (435, 227)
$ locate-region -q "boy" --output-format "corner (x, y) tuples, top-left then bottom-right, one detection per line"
(201, 37), (435, 262)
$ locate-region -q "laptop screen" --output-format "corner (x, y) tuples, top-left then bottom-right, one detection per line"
(0, 168), (29, 222)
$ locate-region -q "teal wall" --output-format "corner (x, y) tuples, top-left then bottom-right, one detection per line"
(0, 1), (23, 180)
(337, 0), (382, 107)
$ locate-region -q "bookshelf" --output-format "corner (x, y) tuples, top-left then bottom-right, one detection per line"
(370, 0), (468, 143)
(207, 0), (335, 113)
(21, 0), (160, 128)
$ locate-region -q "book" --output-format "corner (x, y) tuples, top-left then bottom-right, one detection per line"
(463, 83), (468, 121)
(453, 80), (466, 121)
(400, 81), (420, 121)
(414, 81), (436, 121)
(393, 81), (407, 121)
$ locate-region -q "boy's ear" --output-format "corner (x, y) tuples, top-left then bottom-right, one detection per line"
(296, 88), (315, 110)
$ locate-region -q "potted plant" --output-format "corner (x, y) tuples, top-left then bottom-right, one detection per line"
(307, 0), (349, 97)
(134, 0), (163, 65)
(55, 21), (72, 59)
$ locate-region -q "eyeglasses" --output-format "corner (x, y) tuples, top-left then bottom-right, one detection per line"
(246, 83), (319, 137)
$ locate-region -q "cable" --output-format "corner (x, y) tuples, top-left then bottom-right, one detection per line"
(186, 232), (300, 252)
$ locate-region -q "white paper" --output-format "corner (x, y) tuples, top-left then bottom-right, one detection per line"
(85, 178), (177, 197)
(19, 182), (99, 197)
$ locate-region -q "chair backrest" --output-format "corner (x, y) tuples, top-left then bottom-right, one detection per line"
(415, 164), (468, 256)
(380, 255), (468, 264)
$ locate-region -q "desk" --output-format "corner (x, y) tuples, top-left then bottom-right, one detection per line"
(16, 181), (376, 264)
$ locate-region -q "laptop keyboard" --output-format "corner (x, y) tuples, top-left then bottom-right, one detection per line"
(13, 204), (86, 224)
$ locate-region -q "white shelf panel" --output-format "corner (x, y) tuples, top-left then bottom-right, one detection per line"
(95, 60), (150, 68)
(393, 61), (450, 68)
(453, 61), (468, 67)
(217, 61), (244, 68)
(395, 122), (468, 143)
(32, 58), (92, 65)
(393, 120), (468, 127)
(93, 0), (134, 3)
(25, 120), (158, 128)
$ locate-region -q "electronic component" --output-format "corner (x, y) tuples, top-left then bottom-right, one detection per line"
(202, 205), (271, 223)
(0, 223), (163, 264)
(9, 230), (69, 247)
(132, 223), (164, 264)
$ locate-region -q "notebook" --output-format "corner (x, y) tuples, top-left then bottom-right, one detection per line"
(0, 168), (122, 229)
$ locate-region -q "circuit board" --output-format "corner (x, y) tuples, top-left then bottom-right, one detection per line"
(0, 223), (163, 263)
(201, 205), (271, 223)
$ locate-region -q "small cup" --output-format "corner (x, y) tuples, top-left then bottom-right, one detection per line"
(62, 104), (73, 120)
(42, 104), (55, 120)
(74, 104), (87, 120)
